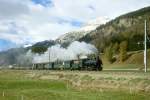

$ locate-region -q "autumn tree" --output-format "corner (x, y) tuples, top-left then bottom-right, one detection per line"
(119, 41), (128, 62)
(113, 42), (119, 54)
(104, 44), (113, 63)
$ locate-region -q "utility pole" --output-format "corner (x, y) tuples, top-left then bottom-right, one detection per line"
(49, 48), (51, 68)
(144, 20), (147, 72)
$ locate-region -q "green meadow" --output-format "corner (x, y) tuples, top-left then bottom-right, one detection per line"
(0, 70), (150, 100)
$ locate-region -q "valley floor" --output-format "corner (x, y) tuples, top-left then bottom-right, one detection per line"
(0, 70), (150, 100)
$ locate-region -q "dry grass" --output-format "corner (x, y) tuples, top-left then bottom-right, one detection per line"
(24, 70), (150, 92)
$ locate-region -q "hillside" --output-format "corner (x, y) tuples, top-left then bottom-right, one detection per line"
(101, 49), (150, 69)
(80, 6), (150, 52)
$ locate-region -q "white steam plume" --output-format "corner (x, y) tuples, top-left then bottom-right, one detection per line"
(32, 41), (97, 64)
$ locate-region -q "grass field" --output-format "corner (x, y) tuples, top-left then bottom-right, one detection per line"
(0, 70), (150, 100)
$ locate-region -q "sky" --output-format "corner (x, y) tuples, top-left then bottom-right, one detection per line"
(0, 0), (150, 51)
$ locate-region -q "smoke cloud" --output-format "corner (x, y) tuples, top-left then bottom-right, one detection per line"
(32, 41), (98, 64)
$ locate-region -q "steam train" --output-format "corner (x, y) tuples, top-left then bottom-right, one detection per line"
(32, 57), (103, 71)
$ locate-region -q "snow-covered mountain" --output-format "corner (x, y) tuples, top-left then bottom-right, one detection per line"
(57, 17), (110, 44)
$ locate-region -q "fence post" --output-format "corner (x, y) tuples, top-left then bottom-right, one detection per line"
(2, 91), (5, 97)
(21, 95), (24, 100)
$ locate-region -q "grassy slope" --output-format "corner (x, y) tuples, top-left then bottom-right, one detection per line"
(101, 49), (150, 69)
(0, 70), (150, 100)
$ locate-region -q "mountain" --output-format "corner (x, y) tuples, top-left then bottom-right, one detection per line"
(56, 17), (109, 46)
(1, 6), (150, 66)
(0, 40), (56, 66)
(79, 6), (150, 52)
(0, 47), (28, 66)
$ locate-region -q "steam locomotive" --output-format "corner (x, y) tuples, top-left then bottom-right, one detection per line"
(70, 58), (103, 71)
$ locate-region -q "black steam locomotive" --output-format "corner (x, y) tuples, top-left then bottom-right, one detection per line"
(70, 58), (103, 71)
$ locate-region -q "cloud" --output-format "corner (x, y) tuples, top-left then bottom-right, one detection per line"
(0, 0), (149, 51)
(0, 0), (81, 45)
(51, 0), (150, 21)
(0, 0), (29, 19)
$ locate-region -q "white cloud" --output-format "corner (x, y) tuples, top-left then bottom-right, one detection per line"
(0, 0), (30, 19)
(0, 0), (149, 46)
(0, 0), (81, 45)
(51, 0), (150, 20)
